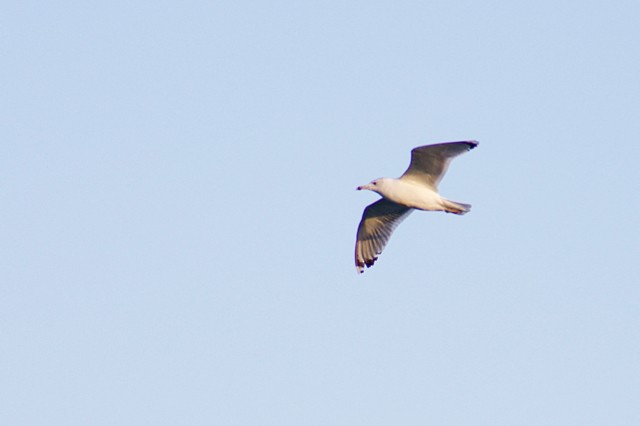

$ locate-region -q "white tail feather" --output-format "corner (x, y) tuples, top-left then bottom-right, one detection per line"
(442, 199), (471, 215)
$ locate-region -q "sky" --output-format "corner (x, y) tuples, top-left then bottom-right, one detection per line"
(2, 1), (640, 424)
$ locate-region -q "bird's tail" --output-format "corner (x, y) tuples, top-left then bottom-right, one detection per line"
(442, 199), (471, 215)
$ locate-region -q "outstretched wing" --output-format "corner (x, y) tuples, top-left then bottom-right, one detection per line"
(355, 199), (413, 273)
(400, 140), (478, 190)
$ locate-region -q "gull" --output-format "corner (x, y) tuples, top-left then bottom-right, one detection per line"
(355, 140), (478, 273)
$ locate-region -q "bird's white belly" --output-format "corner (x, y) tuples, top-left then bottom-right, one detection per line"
(383, 180), (444, 211)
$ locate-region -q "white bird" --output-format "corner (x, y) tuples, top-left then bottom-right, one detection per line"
(355, 140), (478, 273)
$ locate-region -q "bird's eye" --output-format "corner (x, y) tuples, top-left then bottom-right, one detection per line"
(373, 181), (377, 185)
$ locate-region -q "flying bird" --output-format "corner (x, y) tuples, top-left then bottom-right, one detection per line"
(355, 140), (478, 273)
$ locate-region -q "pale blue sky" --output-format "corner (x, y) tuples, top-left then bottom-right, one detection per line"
(2, 1), (640, 425)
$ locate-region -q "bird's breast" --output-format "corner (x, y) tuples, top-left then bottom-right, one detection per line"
(382, 180), (443, 211)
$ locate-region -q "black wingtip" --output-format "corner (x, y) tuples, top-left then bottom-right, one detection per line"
(417, 140), (479, 150)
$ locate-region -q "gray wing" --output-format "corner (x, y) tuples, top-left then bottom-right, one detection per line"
(400, 140), (478, 190)
(355, 199), (413, 274)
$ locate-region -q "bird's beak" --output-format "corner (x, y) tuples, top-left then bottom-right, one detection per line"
(356, 186), (363, 190)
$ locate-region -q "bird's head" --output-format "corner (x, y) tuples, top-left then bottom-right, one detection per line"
(356, 178), (388, 194)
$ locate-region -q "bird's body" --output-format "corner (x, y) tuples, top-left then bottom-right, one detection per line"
(360, 177), (452, 212)
(355, 140), (478, 273)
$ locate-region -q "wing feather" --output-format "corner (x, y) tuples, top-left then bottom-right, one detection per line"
(400, 140), (478, 189)
(354, 199), (413, 273)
